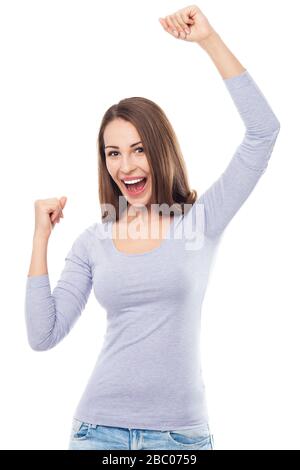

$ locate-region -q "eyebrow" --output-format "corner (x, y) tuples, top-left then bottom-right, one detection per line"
(104, 141), (142, 150)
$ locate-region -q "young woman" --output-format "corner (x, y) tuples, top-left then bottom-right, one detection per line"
(25, 5), (280, 450)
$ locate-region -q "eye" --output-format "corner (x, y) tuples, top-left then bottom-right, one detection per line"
(107, 151), (119, 157)
(107, 147), (144, 157)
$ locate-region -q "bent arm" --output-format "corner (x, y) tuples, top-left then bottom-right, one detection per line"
(25, 230), (93, 351)
(197, 69), (280, 239)
(195, 32), (280, 239)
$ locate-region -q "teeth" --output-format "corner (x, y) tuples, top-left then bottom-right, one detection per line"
(124, 177), (144, 185)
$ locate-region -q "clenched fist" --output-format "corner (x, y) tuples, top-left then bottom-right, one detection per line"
(33, 196), (67, 239)
(159, 4), (215, 44)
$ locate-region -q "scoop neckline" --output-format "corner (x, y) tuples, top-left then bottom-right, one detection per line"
(108, 214), (180, 257)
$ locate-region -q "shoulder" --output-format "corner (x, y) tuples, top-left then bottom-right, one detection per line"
(84, 221), (111, 240)
(68, 221), (110, 265)
(74, 221), (111, 257)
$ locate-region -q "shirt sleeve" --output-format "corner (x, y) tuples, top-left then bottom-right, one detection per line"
(196, 69), (281, 239)
(25, 230), (93, 351)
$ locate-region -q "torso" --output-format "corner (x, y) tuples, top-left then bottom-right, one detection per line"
(111, 214), (174, 255)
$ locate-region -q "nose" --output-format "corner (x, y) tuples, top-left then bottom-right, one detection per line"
(119, 153), (136, 174)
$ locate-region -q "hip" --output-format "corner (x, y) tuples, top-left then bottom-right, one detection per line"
(68, 418), (214, 450)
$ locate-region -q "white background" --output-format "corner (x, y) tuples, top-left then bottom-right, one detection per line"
(0, 0), (299, 450)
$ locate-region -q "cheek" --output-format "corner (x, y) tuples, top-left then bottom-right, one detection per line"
(106, 161), (116, 177)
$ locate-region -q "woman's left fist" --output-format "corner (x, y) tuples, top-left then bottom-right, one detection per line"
(159, 4), (215, 44)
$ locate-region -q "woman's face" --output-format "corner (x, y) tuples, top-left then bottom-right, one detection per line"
(104, 118), (152, 210)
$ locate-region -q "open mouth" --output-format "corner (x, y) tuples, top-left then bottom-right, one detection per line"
(121, 177), (148, 195)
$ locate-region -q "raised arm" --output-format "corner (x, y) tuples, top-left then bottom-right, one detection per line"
(196, 31), (280, 238)
(159, 6), (281, 239)
(197, 67), (280, 239)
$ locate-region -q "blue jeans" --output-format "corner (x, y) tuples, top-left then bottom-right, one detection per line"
(68, 418), (214, 450)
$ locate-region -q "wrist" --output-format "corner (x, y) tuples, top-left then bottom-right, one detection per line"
(196, 30), (220, 49)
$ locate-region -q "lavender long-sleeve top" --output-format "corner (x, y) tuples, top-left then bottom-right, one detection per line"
(25, 70), (280, 430)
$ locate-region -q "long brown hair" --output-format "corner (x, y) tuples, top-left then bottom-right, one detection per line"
(97, 96), (197, 223)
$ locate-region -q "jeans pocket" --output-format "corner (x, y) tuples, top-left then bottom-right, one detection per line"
(71, 418), (91, 440)
(167, 424), (213, 448)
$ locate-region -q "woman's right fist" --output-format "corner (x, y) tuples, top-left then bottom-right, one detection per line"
(34, 196), (67, 239)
